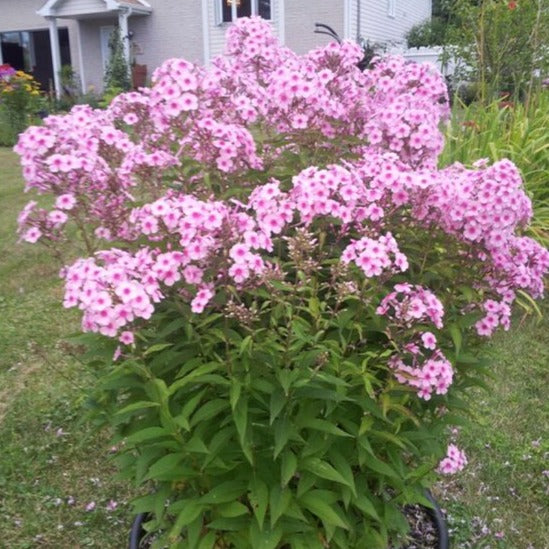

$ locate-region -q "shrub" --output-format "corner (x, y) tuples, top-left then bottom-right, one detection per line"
(104, 27), (131, 92)
(405, 18), (449, 48)
(0, 64), (43, 145)
(15, 17), (548, 548)
(445, 0), (549, 103)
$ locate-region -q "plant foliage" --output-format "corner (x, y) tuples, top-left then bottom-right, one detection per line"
(14, 17), (548, 549)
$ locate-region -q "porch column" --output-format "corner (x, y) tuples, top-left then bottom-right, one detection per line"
(76, 21), (87, 94)
(118, 9), (131, 71)
(46, 16), (62, 99)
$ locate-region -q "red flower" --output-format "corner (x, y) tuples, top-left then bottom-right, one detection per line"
(508, 1), (517, 9)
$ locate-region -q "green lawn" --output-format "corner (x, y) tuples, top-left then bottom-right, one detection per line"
(1, 146), (547, 548)
(0, 148), (134, 547)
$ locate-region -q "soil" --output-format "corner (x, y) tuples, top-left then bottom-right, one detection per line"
(399, 502), (440, 549)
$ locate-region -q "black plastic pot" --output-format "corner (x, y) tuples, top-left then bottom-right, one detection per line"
(128, 492), (449, 549)
(424, 490), (449, 549)
(129, 512), (148, 549)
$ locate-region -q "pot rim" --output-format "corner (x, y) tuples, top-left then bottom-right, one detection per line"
(128, 491), (450, 549)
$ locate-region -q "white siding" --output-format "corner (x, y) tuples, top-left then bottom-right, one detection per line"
(350, 0), (431, 47)
(54, 0), (109, 18)
(284, 0), (344, 55)
(130, 0), (204, 70)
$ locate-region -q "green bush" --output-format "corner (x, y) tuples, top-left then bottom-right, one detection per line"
(104, 27), (131, 92)
(406, 18), (449, 48)
(445, 0), (549, 103)
(0, 66), (44, 145)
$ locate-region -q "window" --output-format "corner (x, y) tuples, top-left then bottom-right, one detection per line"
(1, 31), (34, 72)
(216, 0), (271, 25)
(387, 0), (396, 18)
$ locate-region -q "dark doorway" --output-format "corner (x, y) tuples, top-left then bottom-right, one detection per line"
(1, 28), (71, 91)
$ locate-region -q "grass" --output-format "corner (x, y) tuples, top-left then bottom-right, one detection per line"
(1, 96), (548, 549)
(437, 91), (549, 548)
(0, 148), (135, 547)
(435, 310), (549, 548)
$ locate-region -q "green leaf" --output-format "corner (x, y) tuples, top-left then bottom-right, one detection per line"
(308, 297), (320, 318)
(207, 516), (249, 531)
(114, 400), (160, 416)
(239, 335), (253, 356)
(299, 491), (349, 530)
(233, 396), (248, 443)
(168, 362), (221, 395)
(185, 435), (209, 454)
(197, 531), (217, 549)
(190, 399), (229, 427)
(328, 449), (357, 497)
(174, 388), (207, 431)
(449, 324), (462, 356)
(126, 427), (170, 444)
(145, 453), (185, 481)
(353, 494), (380, 520)
(230, 379), (241, 411)
(301, 457), (353, 489)
(248, 477), (269, 530)
(143, 342), (173, 356)
(273, 416), (291, 459)
(300, 418), (352, 438)
(218, 501), (250, 518)
(249, 521), (283, 549)
(168, 502), (203, 541)
(199, 481), (247, 505)
(359, 416), (374, 436)
(269, 389), (286, 425)
(363, 454), (400, 480)
(280, 450), (297, 487)
(269, 485), (291, 528)
(147, 378), (170, 403)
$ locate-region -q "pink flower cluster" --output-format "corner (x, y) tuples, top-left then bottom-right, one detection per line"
(376, 283), (445, 329)
(437, 444), (468, 475)
(389, 348), (454, 401)
(360, 56), (449, 169)
(15, 17), (548, 404)
(377, 284), (453, 399)
(63, 249), (162, 337)
(342, 233), (408, 277)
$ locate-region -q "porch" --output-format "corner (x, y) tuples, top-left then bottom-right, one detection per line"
(37, 0), (152, 98)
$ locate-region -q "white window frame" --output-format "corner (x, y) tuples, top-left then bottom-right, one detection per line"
(387, 0), (396, 18)
(215, 0), (272, 26)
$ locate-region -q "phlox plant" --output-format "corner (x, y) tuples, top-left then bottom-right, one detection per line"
(15, 17), (548, 549)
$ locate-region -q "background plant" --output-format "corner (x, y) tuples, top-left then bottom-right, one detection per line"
(0, 64), (43, 145)
(445, 0), (549, 104)
(13, 17), (548, 549)
(104, 27), (131, 92)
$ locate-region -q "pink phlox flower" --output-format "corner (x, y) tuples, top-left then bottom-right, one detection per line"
(438, 444), (467, 475)
(421, 332), (437, 350)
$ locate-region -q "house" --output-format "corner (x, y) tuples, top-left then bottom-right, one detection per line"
(0, 1), (432, 98)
